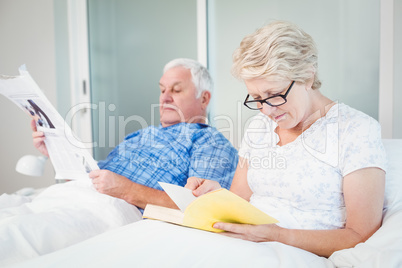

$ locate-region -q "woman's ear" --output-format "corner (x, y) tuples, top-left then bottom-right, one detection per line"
(305, 69), (315, 90)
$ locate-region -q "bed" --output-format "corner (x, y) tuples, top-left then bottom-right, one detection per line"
(3, 139), (402, 267)
(0, 180), (143, 266)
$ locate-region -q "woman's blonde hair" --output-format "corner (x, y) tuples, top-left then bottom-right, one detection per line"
(232, 21), (321, 90)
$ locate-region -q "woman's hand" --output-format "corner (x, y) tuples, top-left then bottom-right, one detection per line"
(213, 222), (282, 243)
(31, 119), (49, 157)
(185, 177), (221, 197)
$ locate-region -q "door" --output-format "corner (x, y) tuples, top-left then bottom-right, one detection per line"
(87, 0), (198, 160)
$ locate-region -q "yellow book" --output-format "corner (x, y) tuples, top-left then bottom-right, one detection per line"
(143, 182), (278, 232)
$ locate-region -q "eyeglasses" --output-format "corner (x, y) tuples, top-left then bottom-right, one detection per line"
(243, 81), (295, 110)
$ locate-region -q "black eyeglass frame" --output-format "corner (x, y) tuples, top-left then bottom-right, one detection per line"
(243, 81), (296, 110)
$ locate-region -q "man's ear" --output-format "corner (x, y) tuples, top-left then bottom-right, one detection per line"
(200, 90), (211, 109)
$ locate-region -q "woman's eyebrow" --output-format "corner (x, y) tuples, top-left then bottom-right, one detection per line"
(264, 85), (287, 96)
(251, 87), (285, 98)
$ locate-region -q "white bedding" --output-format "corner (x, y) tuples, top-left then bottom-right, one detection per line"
(329, 139), (402, 267)
(4, 139), (402, 268)
(0, 180), (142, 266)
(11, 220), (335, 268)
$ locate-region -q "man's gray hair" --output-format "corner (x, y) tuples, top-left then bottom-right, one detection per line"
(163, 58), (213, 98)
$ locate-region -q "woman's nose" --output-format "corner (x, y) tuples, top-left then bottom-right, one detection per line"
(261, 102), (277, 115)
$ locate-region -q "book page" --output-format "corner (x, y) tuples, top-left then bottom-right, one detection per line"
(184, 188), (278, 232)
(159, 182), (196, 212)
(157, 182), (278, 233)
(142, 204), (184, 225)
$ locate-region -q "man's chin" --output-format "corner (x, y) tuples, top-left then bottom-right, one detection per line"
(160, 117), (181, 128)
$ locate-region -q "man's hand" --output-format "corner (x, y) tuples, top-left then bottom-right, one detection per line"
(185, 177), (221, 197)
(89, 169), (133, 200)
(31, 119), (49, 157)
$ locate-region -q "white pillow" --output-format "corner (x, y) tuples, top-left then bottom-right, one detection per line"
(382, 139), (402, 209)
(329, 139), (402, 267)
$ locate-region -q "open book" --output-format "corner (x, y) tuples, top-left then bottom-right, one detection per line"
(143, 182), (278, 232)
(0, 65), (99, 180)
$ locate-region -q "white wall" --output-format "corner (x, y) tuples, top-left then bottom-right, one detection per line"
(394, 0), (402, 138)
(0, 0), (57, 193)
(208, 0), (381, 149)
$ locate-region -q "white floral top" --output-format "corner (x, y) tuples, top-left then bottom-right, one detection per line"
(239, 103), (387, 230)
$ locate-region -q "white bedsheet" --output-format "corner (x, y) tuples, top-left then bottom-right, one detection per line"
(0, 180), (142, 266)
(9, 204), (402, 268)
(9, 220), (335, 268)
(4, 139), (402, 268)
(0, 193), (32, 210)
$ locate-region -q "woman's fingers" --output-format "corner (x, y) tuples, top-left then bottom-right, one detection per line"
(192, 180), (221, 197)
(184, 177), (203, 191)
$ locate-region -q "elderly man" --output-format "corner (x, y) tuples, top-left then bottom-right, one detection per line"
(33, 58), (238, 211)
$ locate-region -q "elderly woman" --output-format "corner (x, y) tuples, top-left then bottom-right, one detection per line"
(186, 21), (387, 257)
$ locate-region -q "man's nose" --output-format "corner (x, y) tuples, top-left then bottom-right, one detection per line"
(160, 90), (173, 103)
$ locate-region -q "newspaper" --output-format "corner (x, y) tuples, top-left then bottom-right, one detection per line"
(0, 65), (99, 180)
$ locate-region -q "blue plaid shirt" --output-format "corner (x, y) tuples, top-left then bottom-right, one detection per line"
(98, 123), (238, 192)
